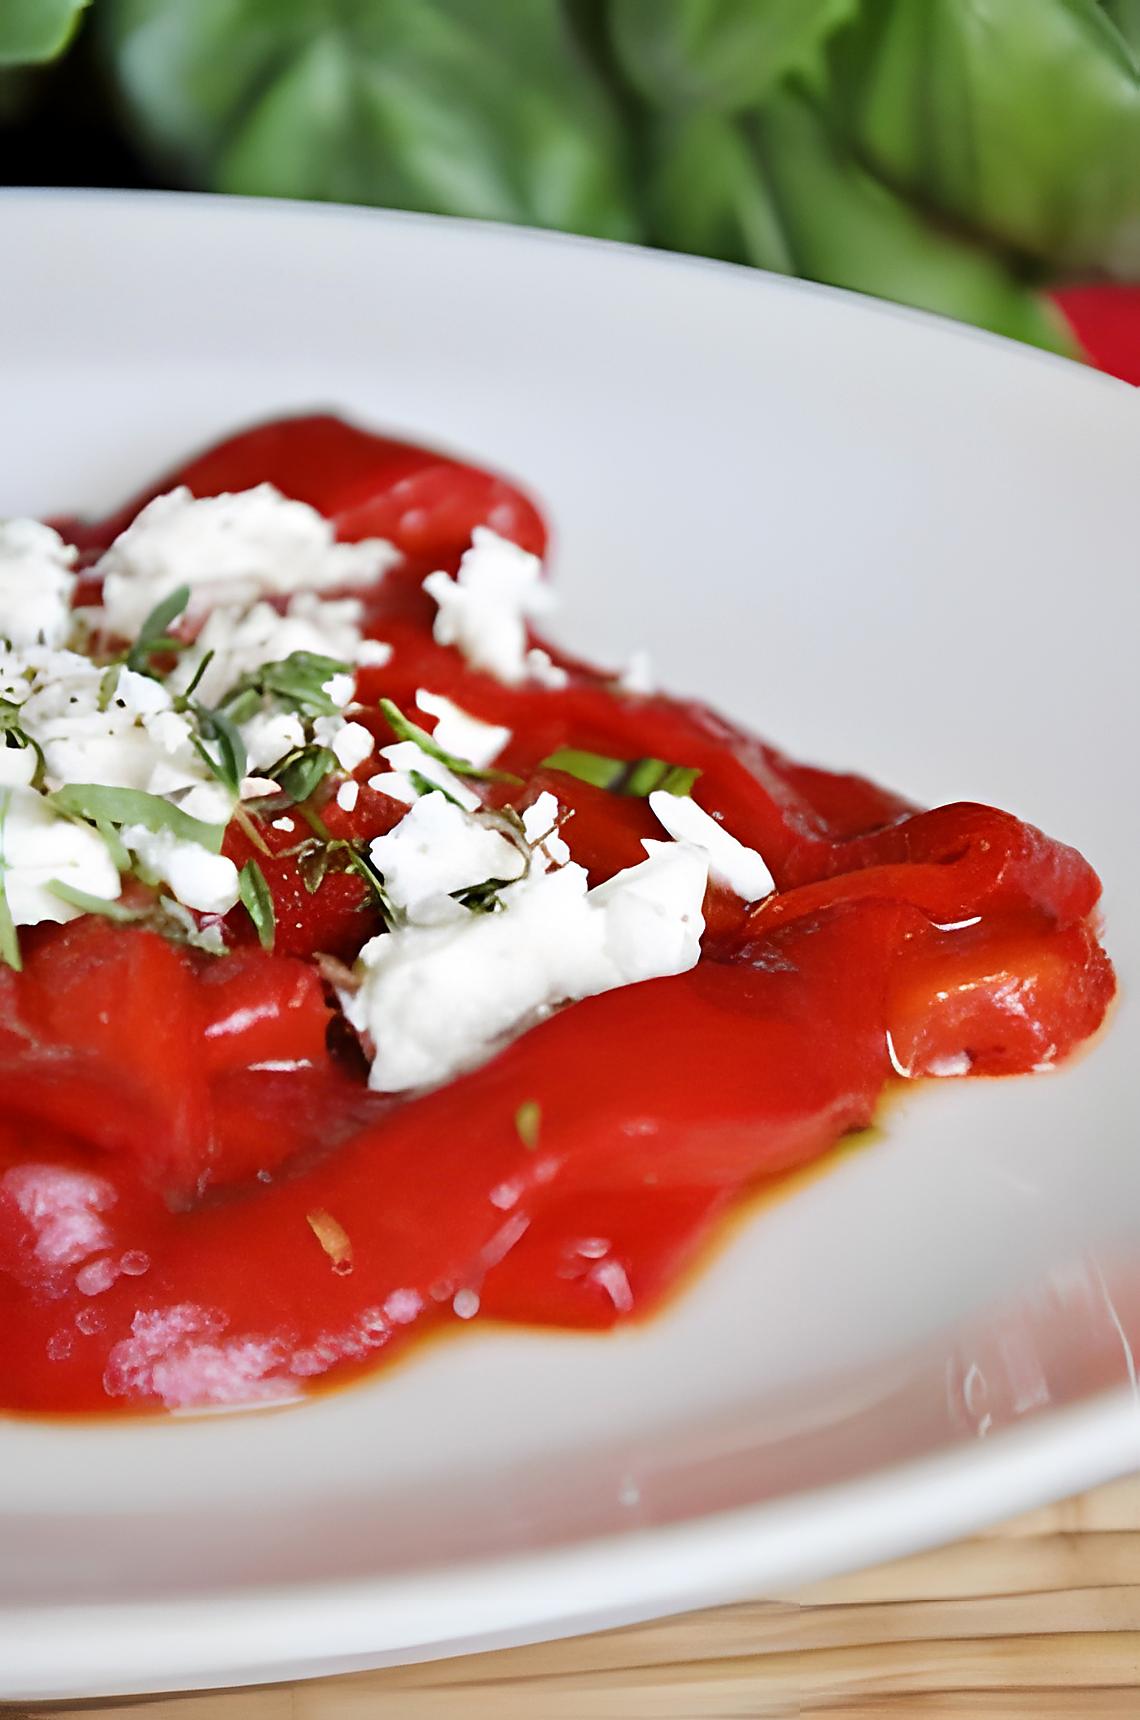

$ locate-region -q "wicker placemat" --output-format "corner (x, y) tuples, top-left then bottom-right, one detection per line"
(22, 1472), (1140, 1719)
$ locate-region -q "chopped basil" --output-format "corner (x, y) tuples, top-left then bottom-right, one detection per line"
(298, 805), (402, 928)
(237, 859), (276, 950)
(51, 784), (226, 852)
(46, 882), (147, 922)
(96, 817), (132, 874)
(97, 665), (122, 712)
(180, 649), (215, 701)
(220, 651), (351, 720)
(406, 767), (466, 808)
(515, 1099), (542, 1150)
(378, 698), (519, 783)
(542, 746), (699, 798)
(268, 744), (338, 807)
(454, 877), (513, 914)
(125, 584), (191, 674)
(0, 700), (46, 790)
(0, 792), (21, 972)
(0, 881), (19, 972)
(191, 702), (247, 796)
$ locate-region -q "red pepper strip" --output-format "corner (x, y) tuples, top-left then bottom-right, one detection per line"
(53, 413), (547, 564)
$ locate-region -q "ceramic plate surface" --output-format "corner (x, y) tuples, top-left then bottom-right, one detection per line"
(1, 191), (1137, 1700)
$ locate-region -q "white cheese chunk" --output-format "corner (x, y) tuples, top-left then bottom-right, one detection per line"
(355, 637), (393, 668)
(368, 792), (525, 915)
(341, 842), (707, 1093)
(369, 740), (480, 812)
(5, 647), (213, 800)
(336, 779), (360, 813)
(120, 824), (240, 915)
(0, 786), (121, 926)
(240, 708), (306, 773)
(313, 716), (374, 773)
(0, 745), (37, 788)
(170, 593), (375, 707)
(521, 791), (570, 866)
(525, 647), (569, 690)
(415, 689), (511, 770)
(422, 528), (556, 686)
(0, 520), (78, 650)
(96, 485), (399, 636)
(648, 790), (774, 903)
(175, 781), (235, 825)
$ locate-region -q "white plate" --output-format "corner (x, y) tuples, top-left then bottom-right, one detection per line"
(1, 191), (1137, 1701)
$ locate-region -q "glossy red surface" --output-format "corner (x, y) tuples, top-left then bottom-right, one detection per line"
(0, 416), (1116, 1415)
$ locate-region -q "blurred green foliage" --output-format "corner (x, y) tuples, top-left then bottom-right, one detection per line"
(0, 0), (90, 66)
(4, 0), (1139, 352)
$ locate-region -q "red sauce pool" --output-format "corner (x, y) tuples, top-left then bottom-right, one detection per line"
(0, 415), (1115, 1416)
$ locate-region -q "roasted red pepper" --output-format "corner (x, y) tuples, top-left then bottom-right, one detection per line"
(0, 417), (1114, 1416)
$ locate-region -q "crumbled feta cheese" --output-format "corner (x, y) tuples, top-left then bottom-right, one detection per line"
(313, 716), (374, 773)
(175, 781), (235, 826)
(336, 780), (360, 813)
(415, 689), (511, 769)
(240, 708), (306, 773)
(355, 637), (393, 668)
(368, 792), (525, 915)
(120, 824), (240, 915)
(3, 646), (212, 799)
(369, 740), (480, 812)
(0, 786), (121, 926)
(96, 485), (398, 635)
(619, 649), (654, 696)
(422, 528), (556, 685)
(0, 742), (36, 787)
(648, 791), (774, 903)
(521, 792), (570, 866)
(321, 672), (356, 708)
(0, 520), (78, 649)
(170, 593), (373, 707)
(341, 842), (707, 1092)
(239, 776), (280, 800)
(525, 647), (569, 690)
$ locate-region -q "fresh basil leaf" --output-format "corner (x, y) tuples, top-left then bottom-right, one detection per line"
(51, 784), (226, 852)
(100, 0), (640, 240)
(1101, 0), (1140, 55)
(610, 0), (857, 112)
(45, 882), (145, 922)
(646, 108), (795, 270)
(237, 859), (276, 950)
(378, 698), (517, 783)
(0, 0), (89, 66)
(542, 746), (700, 798)
(126, 583), (191, 672)
(828, 0), (1140, 276)
(666, 92), (1074, 354)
